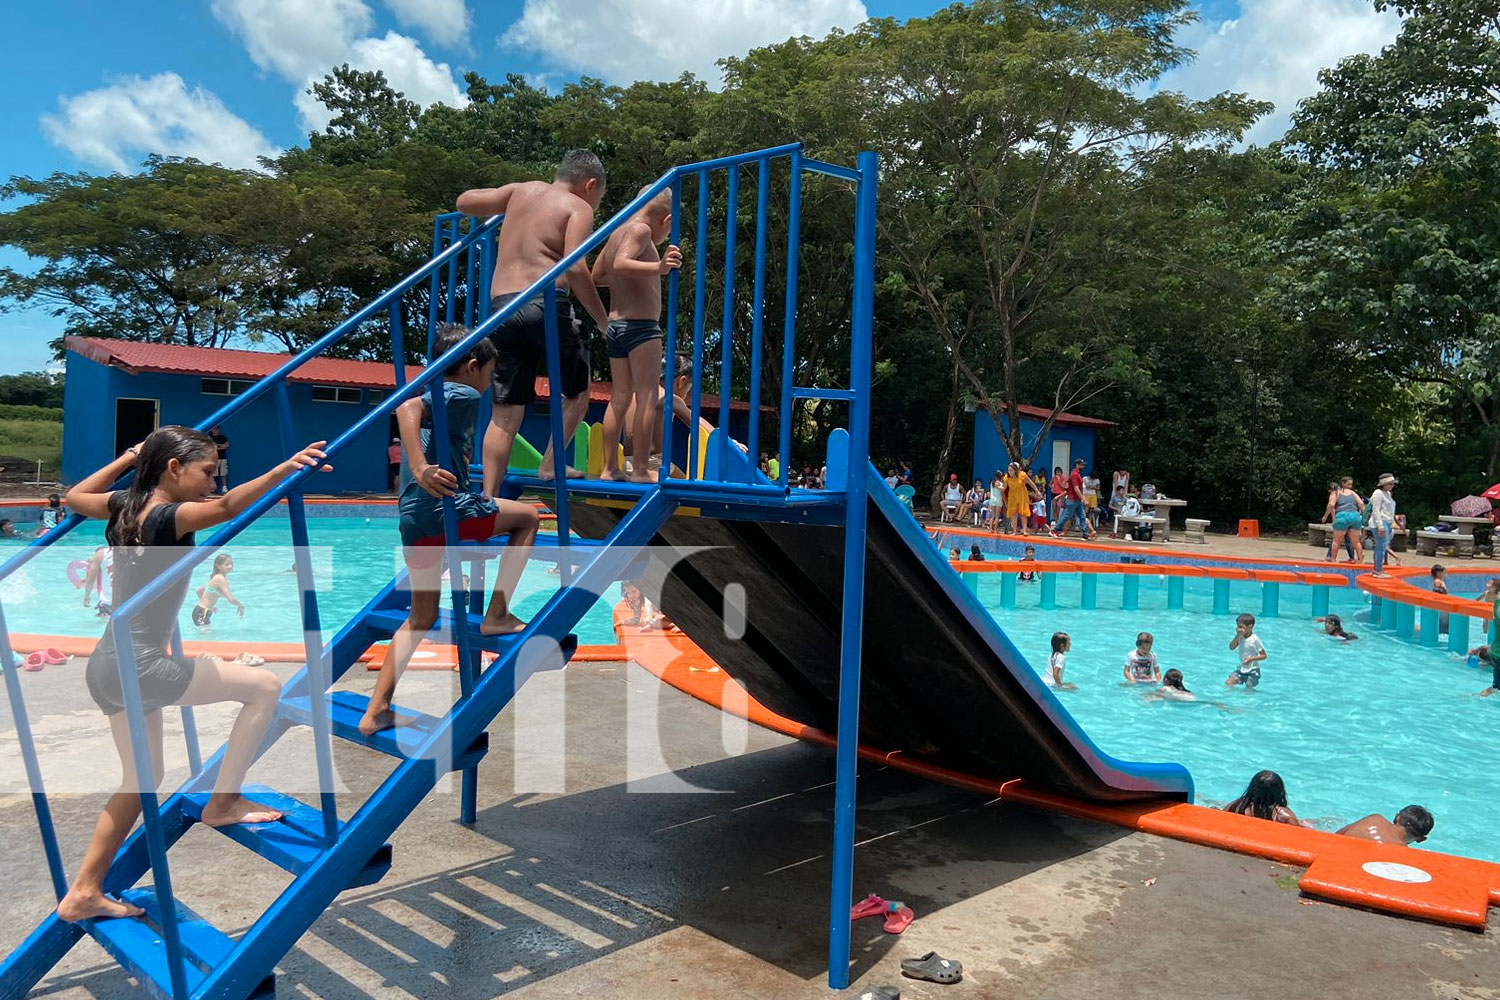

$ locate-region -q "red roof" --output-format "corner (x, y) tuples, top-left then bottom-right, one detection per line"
(979, 401), (1115, 429)
(65, 337), (766, 411)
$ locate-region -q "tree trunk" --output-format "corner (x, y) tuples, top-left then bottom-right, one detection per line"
(930, 355), (963, 515)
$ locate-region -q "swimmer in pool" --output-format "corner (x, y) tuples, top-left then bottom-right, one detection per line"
(192, 553), (245, 628)
(1122, 631), (1161, 685)
(1336, 805), (1434, 845)
(1224, 770), (1302, 826)
(1316, 613), (1357, 641)
(1471, 645), (1497, 696)
(1145, 668), (1195, 702)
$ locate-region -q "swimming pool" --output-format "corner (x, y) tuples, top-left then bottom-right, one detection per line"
(972, 567), (1497, 863)
(0, 511), (623, 648)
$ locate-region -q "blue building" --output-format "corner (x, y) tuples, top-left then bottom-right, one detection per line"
(62, 336), (763, 493)
(970, 403), (1115, 483)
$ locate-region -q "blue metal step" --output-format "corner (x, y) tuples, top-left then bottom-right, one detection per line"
(179, 785), (391, 889)
(87, 888), (273, 1000)
(360, 607), (581, 657)
(279, 690), (490, 771)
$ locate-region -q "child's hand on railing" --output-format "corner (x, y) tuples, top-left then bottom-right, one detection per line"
(659, 244), (683, 274)
(413, 464), (459, 498)
(281, 442), (332, 477)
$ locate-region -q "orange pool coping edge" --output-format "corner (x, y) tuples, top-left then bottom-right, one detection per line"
(614, 607), (1500, 929)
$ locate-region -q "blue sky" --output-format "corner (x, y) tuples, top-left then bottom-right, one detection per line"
(0, 0), (1397, 376)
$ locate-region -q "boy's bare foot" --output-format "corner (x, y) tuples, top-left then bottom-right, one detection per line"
(538, 466), (585, 482)
(358, 704), (414, 735)
(599, 470), (626, 481)
(200, 794), (284, 827)
(479, 613), (528, 636)
(57, 890), (144, 923)
(627, 471), (657, 484)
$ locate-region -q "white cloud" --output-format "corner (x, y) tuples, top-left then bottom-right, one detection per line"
(383, 0), (471, 48)
(40, 73), (279, 173)
(1158, 0), (1401, 145)
(502, 0), (868, 87)
(294, 31), (467, 132)
(211, 0), (374, 83)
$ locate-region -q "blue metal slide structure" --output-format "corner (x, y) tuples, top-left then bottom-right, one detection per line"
(0, 145), (1186, 1000)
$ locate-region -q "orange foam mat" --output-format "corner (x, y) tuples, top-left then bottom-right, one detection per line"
(615, 607), (1500, 929)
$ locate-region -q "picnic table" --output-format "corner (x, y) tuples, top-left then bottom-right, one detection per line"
(1438, 514), (1495, 555)
(1138, 497), (1188, 542)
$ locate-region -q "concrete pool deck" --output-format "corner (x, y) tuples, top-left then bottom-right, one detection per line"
(3, 660), (1498, 1000)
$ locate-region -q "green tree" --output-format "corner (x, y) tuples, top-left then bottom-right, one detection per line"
(0, 371), (63, 408)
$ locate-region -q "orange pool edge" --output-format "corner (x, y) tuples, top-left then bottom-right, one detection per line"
(612, 607), (1500, 930)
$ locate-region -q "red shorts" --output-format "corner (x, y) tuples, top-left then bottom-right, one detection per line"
(403, 513), (500, 570)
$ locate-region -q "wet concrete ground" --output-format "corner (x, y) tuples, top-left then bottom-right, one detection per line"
(3, 659), (1498, 1000)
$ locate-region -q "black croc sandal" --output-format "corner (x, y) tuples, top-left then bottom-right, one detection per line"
(854, 988), (901, 1000)
(901, 951), (963, 984)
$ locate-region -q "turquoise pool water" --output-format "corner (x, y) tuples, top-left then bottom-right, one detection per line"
(0, 515), (622, 647)
(973, 567), (1497, 863)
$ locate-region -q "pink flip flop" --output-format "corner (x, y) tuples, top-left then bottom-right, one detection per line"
(851, 893), (887, 921)
(43, 648), (69, 665)
(23, 651), (45, 672)
(883, 904), (914, 935)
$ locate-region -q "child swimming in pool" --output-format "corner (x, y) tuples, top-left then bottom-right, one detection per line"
(1044, 632), (1077, 690)
(57, 425), (331, 922)
(1317, 613), (1357, 641)
(1122, 631), (1161, 684)
(1226, 613), (1266, 689)
(1145, 668), (1195, 702)
(360, 325), (540, 737)
(1223, 770), (1302, 826)
(1430, 563), (1448, 595)
(1017, 545), (1039, 582)
(192, 553), (245, 628)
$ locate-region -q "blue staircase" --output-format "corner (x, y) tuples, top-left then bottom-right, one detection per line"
(0, 145), (883, 998)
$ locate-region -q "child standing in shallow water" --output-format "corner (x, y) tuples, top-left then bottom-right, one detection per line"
(193, 553), (245, 628)
(57, 426), (331, 922)
(1227, 613), (1267, 689)
(1045, 632), (1077, 690)
(1123, 631), (1161, 684)
(360, 325), (540, 737)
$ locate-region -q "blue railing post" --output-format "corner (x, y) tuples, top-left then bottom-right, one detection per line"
(746, 157), (771, 465)
(690, 172), (710, 480)
(542, 284), (572, 585)
(109, 618), (190, 1000)
(777, 148), (804, 489)
(0, 603), (69, 901)
(169, 630), (203, 776)
(274, 382), (340, 843)
(464, 234), (480, 329)
(718, 166), (740, 480)
(444, 217), (460, 325)
(428, 216), (444, 356)
(658, 175), (684, 484)
(390, 302), (407, 388)
(827, 150), (877, 992)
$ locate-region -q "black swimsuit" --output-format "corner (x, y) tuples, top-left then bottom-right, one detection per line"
(85, 498), (203, 715)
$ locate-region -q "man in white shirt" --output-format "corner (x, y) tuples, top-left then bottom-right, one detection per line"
(1368, 473), (1398, 577)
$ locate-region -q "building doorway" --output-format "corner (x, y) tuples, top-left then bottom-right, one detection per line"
(1050, 439), (1071, 479)
(114, 398), (160, 457)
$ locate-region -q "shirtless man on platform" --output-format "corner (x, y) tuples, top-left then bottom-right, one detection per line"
(456, 150), (611, 495)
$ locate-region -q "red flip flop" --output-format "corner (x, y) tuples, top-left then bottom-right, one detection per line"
(883, 904), (914, 934)
(851, 894), (887, 921)
(43, 648), (69, 665)
(23, 652), (46, 672)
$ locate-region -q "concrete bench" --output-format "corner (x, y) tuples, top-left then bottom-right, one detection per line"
(1416, 530), (1474, 557)
(1115, 513), (1167, 541)
(1308, 522), (1333, 546)
(1185, 518), (1210, 544)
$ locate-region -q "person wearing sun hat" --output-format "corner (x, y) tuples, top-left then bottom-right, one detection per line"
(1368, 473), (1398, 577)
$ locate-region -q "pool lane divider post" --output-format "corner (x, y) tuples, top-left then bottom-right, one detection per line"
(1000, 572), (1017, 607)
(1261, 581), (1280, 618)
(1311, 585), (1330, 619)
(1418, 607), (1440, 647)
(1396, 601), (1416, 641)
(1079, 573), (1096, 610)
(1381, 595), (1398, 630)
(1448, 615), (1469, 653)
(1040, 572), (1057, 609)
(1121, 573), (1139, 610)
(1212, 578), (1230, 615)
(963, 572), (979, 596)
(1166, 576), (1184, 610)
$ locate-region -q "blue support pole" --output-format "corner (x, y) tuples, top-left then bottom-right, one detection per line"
(1122, 574), (1140, 610)
(1419, 607), (1440, 647)
(718, 166), (740, 482)
(168, 630), (203, 776)
(690, 171), (710, 480)
(1167, 576), (1185, 610)
(1311, 585), (1329, 619)
(275, 383), (340, 843)
(543, 285), (571, 586)
(1000, 572), (1017, 607)
(1396, 601), (1415, 641)
(444, 217), (460, 324)
(1039, 573), (1057, 609)
(1080, 573), (1097, 609)
(428, 215), (444, 356)
(826, 150), (877, 992)
(963, 572), (978, 595)
(1449, 614), (1470, 653)
(390, 302), (407, 388)
(1369, 594), (1383, 624)
(1381, 596), (1398, 630)
(659, 175), (683, 485)
(1261, 581), (1280, 618)
(746, 157), (770, 466)
(464, 235), (480, 329)
(0, 604), (69, 902)
(777, 148), (803, 489)
(1212, 578), (1230, 615)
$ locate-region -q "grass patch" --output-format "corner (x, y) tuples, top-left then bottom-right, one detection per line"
(0, 418), (63, 479)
